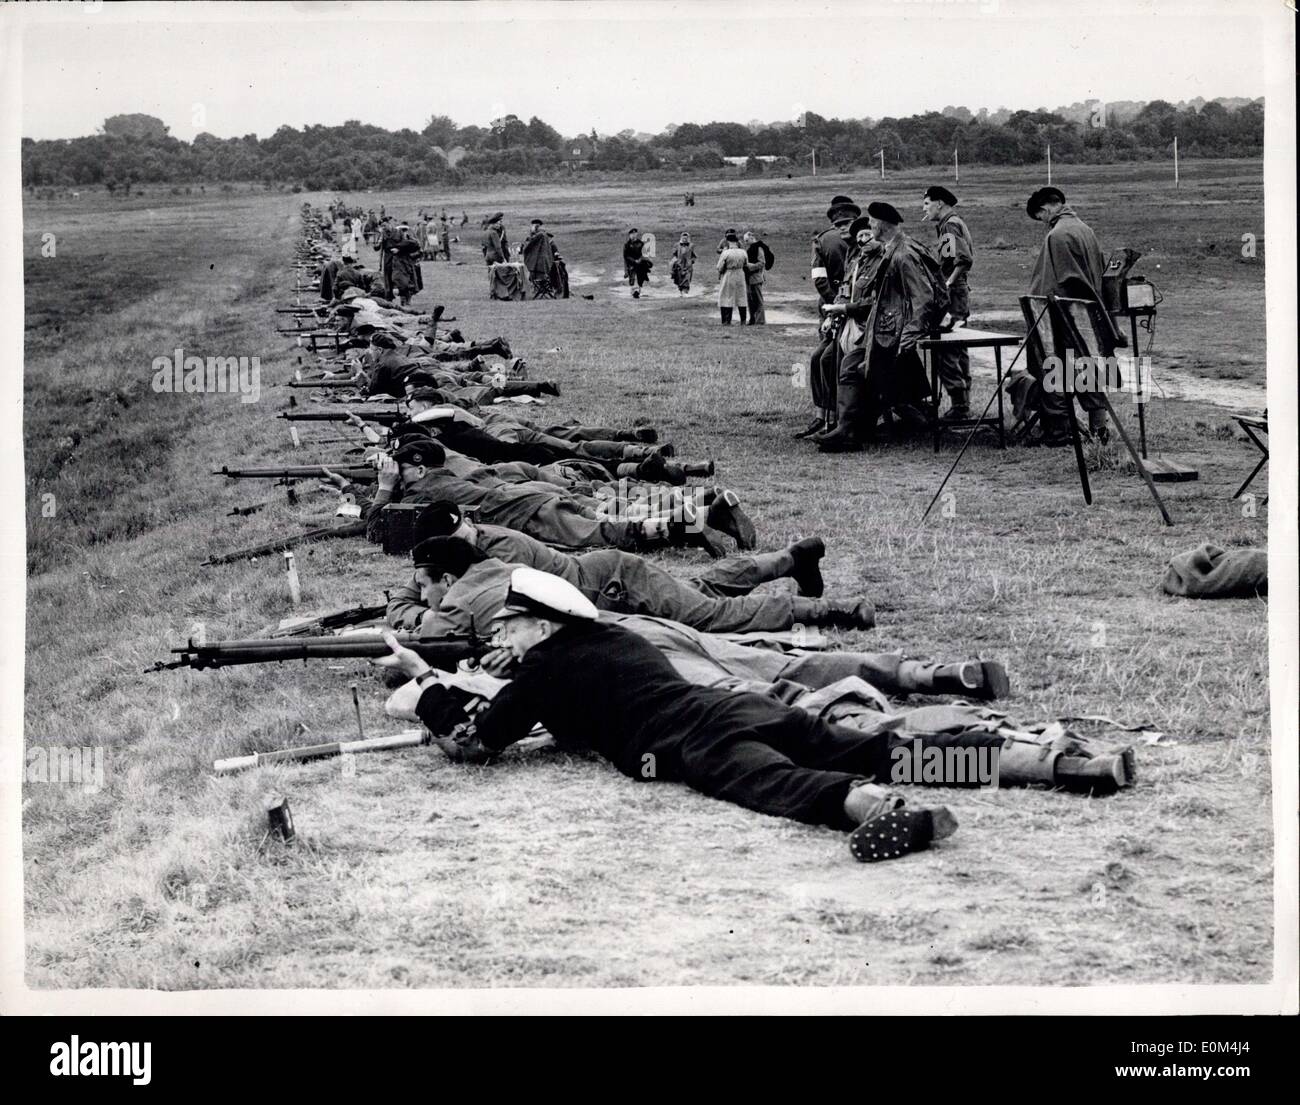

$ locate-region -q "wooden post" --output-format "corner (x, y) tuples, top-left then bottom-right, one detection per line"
(1174, 136), (1179, 188)
(879, 148), (885, 179)
(812, 147), (816, 176)
(1047, 143), (1052, 184)
(954, 146), (959, 182)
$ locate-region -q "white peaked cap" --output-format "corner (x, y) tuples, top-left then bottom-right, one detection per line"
(490, 566), (599, 624)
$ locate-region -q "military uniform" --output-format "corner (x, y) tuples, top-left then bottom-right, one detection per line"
(414, 618), (994, 830)
(804, 198), (858, 432)
(372, 468), (674, 551)
(387, 527), (829, 636)
(1027, 205), (1118, 436)
(934, 210), (975, 409)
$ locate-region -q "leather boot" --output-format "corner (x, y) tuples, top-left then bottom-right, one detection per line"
(849, 805), (958, 862)
(787, 537), (826, 598)
(816, 379), (871, 451)
(941, 388), (971, 421)
(705, 489), (757, 549)
(927, 660), (1010, 700)
(1032, 413), (1073, 448)
(794, 597), (875, 629)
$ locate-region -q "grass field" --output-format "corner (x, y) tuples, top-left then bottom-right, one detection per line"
(21, 161), (1274, 990)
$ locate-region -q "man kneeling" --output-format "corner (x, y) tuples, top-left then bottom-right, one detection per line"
(376, 566), (973, 863)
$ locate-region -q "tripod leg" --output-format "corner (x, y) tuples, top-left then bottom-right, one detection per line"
(920, 379), (1002, 522)
(1232, 455), (1268, 500)
(1068, 401), (1092, 505)
(1098, 392), (1173, 525)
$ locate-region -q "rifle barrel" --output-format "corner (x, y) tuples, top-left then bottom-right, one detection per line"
(152, 633), (487, 672)
(202, 519), (367, 566)
(214, 465), (375, 479)
(280, 409), (403, 424)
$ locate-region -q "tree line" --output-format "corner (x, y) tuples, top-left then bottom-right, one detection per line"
(22, 100), (1263, 191)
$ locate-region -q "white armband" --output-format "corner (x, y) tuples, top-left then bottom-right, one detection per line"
(811, 267), (828, 281)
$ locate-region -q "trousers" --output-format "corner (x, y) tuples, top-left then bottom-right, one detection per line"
(576, 549), (800, 634)
(628, 693), (1001, 830)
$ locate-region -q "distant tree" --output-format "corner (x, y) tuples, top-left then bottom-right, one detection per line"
(102, 113), (169, 139)
(526, 116), (563, 150)
(421, 114), (458, 146)
(743, 155), (764, 176)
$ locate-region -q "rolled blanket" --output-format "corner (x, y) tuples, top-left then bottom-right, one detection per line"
(1163, 542), (1267, 598)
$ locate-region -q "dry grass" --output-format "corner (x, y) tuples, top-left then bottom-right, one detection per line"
(22, 162), (1272, 988)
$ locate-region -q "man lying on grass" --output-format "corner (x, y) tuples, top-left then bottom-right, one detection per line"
(388, 531), (875, 635)
(374, 568), (1136, 863)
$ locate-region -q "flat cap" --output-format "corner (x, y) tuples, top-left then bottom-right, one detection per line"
(867, 201), (904, 225)
(490, 566), (598, 624)
(1026, 186), (1066, 217)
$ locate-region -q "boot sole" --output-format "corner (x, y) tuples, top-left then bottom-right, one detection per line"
(978, 660), (1011, 700)
(849, 807), (957, 863)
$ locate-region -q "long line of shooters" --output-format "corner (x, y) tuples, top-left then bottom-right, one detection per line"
(152, 203), (1138, 866)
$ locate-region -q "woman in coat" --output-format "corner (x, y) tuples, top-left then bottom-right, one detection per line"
(715, 231), (749, 324)
(670, 232), (697, 294)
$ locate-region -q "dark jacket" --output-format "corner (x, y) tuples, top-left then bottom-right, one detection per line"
(415, 619), (759, 776)
(863, 233), (947, 362)
(745, 240), (775, 286)
(811, 225), (850, 304)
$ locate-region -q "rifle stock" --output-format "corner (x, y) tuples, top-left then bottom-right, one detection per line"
(267, 601), (388, 637)
(202, 519), (367, 566)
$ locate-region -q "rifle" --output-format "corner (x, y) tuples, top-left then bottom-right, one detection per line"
(213, 465), (377, 481)
(202, 519), (367, 566)
(267, 601), (389, 637)
(147, 632), (489, 672)
(280, 408), (404, 426)
(214, 730), (427, 774)
(287, 379), (364, 389)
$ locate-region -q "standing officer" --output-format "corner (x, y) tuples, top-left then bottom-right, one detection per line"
(921, 186), (974, 420)
(798, 195), (861, 439)
(376, 567), (965, 863)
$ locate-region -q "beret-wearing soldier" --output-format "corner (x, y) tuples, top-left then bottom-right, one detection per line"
(921, 185), (975, 420)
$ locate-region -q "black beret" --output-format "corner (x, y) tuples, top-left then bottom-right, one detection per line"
(392, 440), (446, 468)
(407, 387), (447, 403)
(530, 218), (544, 225)
(628, 227), (639, 234)
(1026, 187), (1066, 217)
(390, 430), (438, 449)
(404, 370), (440, 389)
(414, 499), (465, 541)
(924, 185), (958, 206)
(847, 215), (873, 240)
(867, 201), (904, 225)
(411, 535), (484, 577)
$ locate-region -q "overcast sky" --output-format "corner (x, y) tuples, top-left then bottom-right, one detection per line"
(10, 0), (1269, 142)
